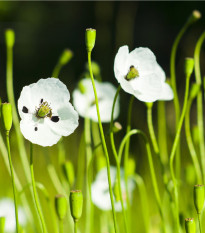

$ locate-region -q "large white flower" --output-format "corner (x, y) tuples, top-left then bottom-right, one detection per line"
(0, 198), (27, 232)
(91, 166), (135, 211)
(18, 78), (79, 147)
(72, 78), (120, 122)
(114, 46), (173, 102)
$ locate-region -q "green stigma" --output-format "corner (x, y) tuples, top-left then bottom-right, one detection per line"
(36, 102), (52, 118)
(125, 66), (139, 81)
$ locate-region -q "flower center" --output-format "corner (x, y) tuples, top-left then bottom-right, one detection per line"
(36, 101), (52, 118)
(125, 66), (139, 81)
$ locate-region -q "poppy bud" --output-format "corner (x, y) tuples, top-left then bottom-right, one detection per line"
(59, 49), (73, 65)
(193, 184), (204, 214)
(70, 190), (83, 222)
(5, 29), (15, 48)
(85, 28), (96, 52)
(185, 58), (194, 78)
(185, 218), (196, 233)
(55, 194), (68, 221)
(1, 103), (12, 133)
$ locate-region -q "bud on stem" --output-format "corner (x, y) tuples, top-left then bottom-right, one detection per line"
(1, 103), (12, 133)
(194, 184), (204, 214)
(185, 58), (194, 78)
(70, 190), (83, 222)
(85, 28), (96, 52)
(5, 29), (15, 48)
(185, 218), (196, 233)
(55, 194), (68, 221)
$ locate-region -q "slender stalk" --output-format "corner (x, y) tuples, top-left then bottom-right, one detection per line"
(30, 143), (47, 233)
(74, 221), (77, 233)
(169, 71), (191, 233)
(59, 220), (64, 233)
(84, 117), (92, 233)
(194, 31), (205, 183)
(198, 214), (202, 233)
(124, 95), (134, 218)
(5, 132), (19, 233)
(157, 101), (168, 165)
(146, 103), (159, 154)
(185, 98), (202, 184)
(109, 86), (128, 233)
(87, 51), (118, 233)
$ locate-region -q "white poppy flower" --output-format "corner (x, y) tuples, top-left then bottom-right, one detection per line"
(18, 78), (79, 147)
(91, 166), (135, 211)
(72, 78), (120, 122)
(114, 46), (173, 102)
(0, 198), (27, 232)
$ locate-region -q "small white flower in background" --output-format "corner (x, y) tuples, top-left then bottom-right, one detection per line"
(114, 46), (173, 102)
(0, 198), (26, 232)
(18, 78), (79, 147)
(91, 166), (135, 211)
(72, 78), (120, 122)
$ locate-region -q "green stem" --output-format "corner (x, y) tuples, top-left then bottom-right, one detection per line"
(185, 98), (202, 184)
(74, 221), (77, 233)
(87, 51), (118, 233)
(6, 132), (19, 233)
(198, 214), (202, 233)
(124, 95), (134, 220)
(59, 220), (64, 233)
(118, 129), (166, 232)
(52, 64), (62, 78)
(30, 143), (47, 233)
(147, 103), (159, 154)
(194, 31), (205, 183)
(169, 72), (191, 233)
(109, 86), (128, 233)
(84, 117), (92, 233)
(133, 174), (150, 233)
(157, 101), (168, 165)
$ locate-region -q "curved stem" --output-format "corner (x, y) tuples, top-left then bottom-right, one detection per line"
(30, 143), (47, 233)
(169, 73), (191, 233)
(109, 86), (129, 233)
(124, 95), (134, 221)
(185, 98), (202, 184)
(194, 31), (205, 183)
(146, 103), (159, 154)
(6, 132), (19, 233)
(87, 51), (118, 233)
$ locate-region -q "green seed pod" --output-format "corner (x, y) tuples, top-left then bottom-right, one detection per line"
(126, 158), (136, 176)
(185, 218), (196, 233)
(0, 217), (5, 233)
(113, 179), (120, 202)
(59, 49), (73, 65)
(5, 29), (15, 48)
(193, 184), (205, 214)
(62, 161), (75, 187)
(70, 190), (83, 221)
(189, 83), (201, 100)
(1, 103), (12, 132)
(85, 28), (96, 52)
(184, 58), (194, 78)
(55, 194), (68, 221)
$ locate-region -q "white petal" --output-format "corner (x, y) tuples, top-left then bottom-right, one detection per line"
(159, 82), (174, 101)
(114, 46), (130, 81)
(20, 119), (61, 147)
(46, 102), (79, 136)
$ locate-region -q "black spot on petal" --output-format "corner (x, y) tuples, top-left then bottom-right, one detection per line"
(34, 127), (38, 131)
(40, 99), (43, 103)
(22, 106), (28, 113)
(51, 116), (59, 123)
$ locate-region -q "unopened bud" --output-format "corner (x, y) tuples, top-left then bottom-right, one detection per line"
(185, 218), (196, 233)
(126, 158), (136, 176)
(112, 122), (122, 133)
(187, 10), (201, 25)
(70, 190), (83, 222)
(62, 161), (75, 187)
(193, 184), (204, 214)
(5, 29), (15, 48)
(190, 83), (201, 100)
(78, 80), (87, 94)
(55, 194), (68, 221)
(85, 28), (96, 52)
(59, 49), (73, 65)
(1, 103), (12, 132)
(185, 58), (194, 78)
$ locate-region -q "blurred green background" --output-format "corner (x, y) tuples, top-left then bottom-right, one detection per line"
(0, 1), (205, 233)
